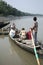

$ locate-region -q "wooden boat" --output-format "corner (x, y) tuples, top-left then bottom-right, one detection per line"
(9, 35), (43, 58)
(0, 22), (10, 29)
(0, 31), (9, 35)
(0, 28), (9, 35)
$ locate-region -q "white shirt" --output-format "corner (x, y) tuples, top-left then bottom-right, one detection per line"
(20, 30), (26, 39)
(9, 29), (15, 37)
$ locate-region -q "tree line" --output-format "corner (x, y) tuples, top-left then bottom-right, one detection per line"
(0, 1), (31, 16)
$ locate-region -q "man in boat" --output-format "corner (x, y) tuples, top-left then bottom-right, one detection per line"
(14, 30), (20, 38)
(20, 28), (26, 39)
(9, 24), (16, 38)
(26, 28), (32, 40)
(31, 17), (38, 45)
(12, 23), (16, 28)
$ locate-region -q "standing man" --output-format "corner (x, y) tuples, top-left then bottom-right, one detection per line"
(32, 17), (38, 45)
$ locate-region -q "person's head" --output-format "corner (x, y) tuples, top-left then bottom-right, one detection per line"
(15, 30), (18, 34)
(22, 28), (25, 30)
(29, 28), (31, 31)
(11, 25), (15, 30)
(33, 17), (37, 21)
(13, 23), (15, 26)
(11, 25), (13, 28)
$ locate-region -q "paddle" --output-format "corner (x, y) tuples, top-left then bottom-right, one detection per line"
(31, 30), (40, 65)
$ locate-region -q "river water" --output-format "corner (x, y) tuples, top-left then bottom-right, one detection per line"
(0, 16), (43, 65)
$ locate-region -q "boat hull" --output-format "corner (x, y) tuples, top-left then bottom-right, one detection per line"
(0, 22), (10, 29)
(9, 35), (43, 58)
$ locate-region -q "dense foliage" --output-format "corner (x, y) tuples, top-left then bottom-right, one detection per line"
(0, 1), (30, 16)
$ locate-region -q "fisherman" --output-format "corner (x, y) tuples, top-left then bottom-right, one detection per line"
(31, 17), (38, 45)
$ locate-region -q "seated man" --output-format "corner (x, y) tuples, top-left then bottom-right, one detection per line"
(26, 29), (32, 40)
(13, 30), (20, 38)
(20, 28), (26, 39)
(9, 25), (15, 38)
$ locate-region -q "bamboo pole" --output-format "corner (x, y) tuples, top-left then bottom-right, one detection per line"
(31, 30), (40, 65)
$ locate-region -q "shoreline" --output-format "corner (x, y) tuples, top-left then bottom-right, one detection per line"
(0, 15), (29, 23)
(0, 15), (43, 23)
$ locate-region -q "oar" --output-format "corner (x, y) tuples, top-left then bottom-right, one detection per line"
(31, 30), (40, 65)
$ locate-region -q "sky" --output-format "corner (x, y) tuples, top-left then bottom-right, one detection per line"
(3, 0), (43, 14)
